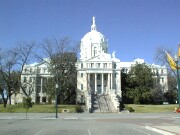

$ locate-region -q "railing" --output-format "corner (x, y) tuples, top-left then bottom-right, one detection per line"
(103, 94), (110, 112)
(97, 95), (102, 112)
(108, 89), (119, 112)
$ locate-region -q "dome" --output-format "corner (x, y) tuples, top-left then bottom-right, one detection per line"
(81, 16), (106, 45)
(80, 17), (108, 60)
(81, 30), (105, 45)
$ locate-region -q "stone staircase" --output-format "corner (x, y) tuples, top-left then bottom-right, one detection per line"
(91, 94), (117, 113)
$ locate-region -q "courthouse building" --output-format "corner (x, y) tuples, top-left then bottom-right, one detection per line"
(12, 17), (168, 111)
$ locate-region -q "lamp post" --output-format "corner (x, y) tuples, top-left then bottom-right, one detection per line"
(174, 54), (180, 108)
(55, 83), (58, 118)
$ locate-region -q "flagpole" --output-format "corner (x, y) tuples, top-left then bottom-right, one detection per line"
(174, 54), (180, 108)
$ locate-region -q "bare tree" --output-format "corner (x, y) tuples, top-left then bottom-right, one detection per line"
(39, 37), (80, 104)
(154, 47), (177, 102)
(10, 41), (36, 98)
(0, 41), (35, 107)
(154, 47), (176, 75)
(0, 47), (19, 105)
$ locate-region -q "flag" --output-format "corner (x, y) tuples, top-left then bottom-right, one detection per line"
(165, 51), (176, 70)
(178, 45), (180, 57)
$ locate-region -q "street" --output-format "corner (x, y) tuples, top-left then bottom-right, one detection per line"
(0, 113), (180, 135)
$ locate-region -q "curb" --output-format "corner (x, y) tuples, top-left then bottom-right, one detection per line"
(145, 126), (176, 135)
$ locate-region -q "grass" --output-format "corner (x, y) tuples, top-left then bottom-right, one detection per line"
(0, 104), (78, 113)
(125, 104), (178, 113)
(0, 104), (178, 113)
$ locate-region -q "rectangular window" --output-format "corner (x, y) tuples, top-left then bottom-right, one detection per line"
(81, 63), (83, 68)
(104, 63), (107, 68)
(29, 77), (32, 83)
(37, 77), (41, 84)
(161, 69), (164, 74)
(37, 68), (41, 73)
(81, 73), (83, 77)
(24, 77), (27, 82)
(104, 75), (107, 80)
(24, 69), (27, 73)
(90, 75), (93, 80)
(162, 77), (164, 83)
(91, 63), (94, 68)
(97, 63), (100, 68)
(81, 84), (83, 90)
(97, 74), (100, 80)
(114, 64), (116, 69)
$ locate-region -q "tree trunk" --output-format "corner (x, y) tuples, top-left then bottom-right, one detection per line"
(3, 100), (7, 108)
(2, 95), (7, 108)
(8, 95), (11, 105)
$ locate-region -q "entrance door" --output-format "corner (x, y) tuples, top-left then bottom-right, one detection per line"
(97, 85), (101, 94)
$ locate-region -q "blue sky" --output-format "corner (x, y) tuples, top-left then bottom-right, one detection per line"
(0, 0), (180, 64)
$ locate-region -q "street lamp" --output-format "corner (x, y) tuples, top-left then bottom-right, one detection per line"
(174, 54), (180, 107)
(55, 83), (59, 118)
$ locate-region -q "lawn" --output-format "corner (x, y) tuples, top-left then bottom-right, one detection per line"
(125, 104), (178, 113)
(0, 104), (178, 113)
(0, 104), (78, 113)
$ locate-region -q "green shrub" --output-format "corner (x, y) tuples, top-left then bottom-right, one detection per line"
(7, 106), (15, 113)
(126, 106), (135, 112)
(76, 105), (84, 113)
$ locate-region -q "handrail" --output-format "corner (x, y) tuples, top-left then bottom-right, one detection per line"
(103, 94), (110, 111)
(97, 95), (102, 112)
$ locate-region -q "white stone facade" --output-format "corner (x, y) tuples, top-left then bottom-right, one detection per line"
(77, 17), (121, 109)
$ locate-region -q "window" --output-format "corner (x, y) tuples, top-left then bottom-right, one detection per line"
(37, 86), (41, 93)
(91, 63), (94, 68)
(94, 47), (97, 57)
(162, 77), (164, 83)
(97, 74), (100, 80)
(37, 77), (41, 84)
(42, 97), (46, 102)
(37, 68), (41, 73)
(81, 84), (83, 90)
(29, 77), (32, 83)
(103, 63), (107, 68)
(81, 63), (83, 68)
(81, 73), (83, 77)
(114, 64), (116, 69)
(97, 63), (100, 68)
(161, 69), (164, 74)
(104, 75), (107, 80)
(23, 77), (27, 82)
(30, 69), (32, 73)
(24, 69), (27, 73)
(90, 75), (93, 80)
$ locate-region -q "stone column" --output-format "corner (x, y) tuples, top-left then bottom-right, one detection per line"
(40, 77), (43, 102)
(101, 73), (104, 94)
(108, 73), (110, 93)
(41, 77), (43, 93)
(95, 73), (97, 94)
(111, 73), (113, 89)
(87, 73), (90, 94)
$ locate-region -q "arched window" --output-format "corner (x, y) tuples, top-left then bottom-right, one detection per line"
(94, 47), (97, 57)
